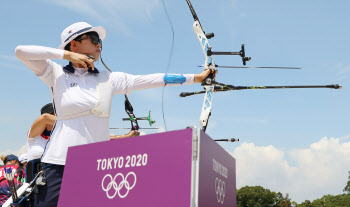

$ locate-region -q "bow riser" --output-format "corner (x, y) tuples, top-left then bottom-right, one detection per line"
(193, 21), (216, 129)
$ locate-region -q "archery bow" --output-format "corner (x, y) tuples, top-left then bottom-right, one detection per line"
(183, 0), (216, 132)
(181, 0), (342, 132)
(184, 0), (250, 132)
(109, 95), (158, 133)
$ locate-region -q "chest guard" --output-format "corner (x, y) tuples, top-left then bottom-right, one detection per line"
(55, 71), (113, 120)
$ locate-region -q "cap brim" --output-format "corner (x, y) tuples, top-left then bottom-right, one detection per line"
(58, 26), (106, 50)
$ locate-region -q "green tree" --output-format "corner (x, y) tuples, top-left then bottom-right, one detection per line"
(297, 200), (311, 207)
(295, 194), (350, 207)
(278, 193), (292, 207)
(344, 171), (350, 194)
(291, 201), (298, 207)
(237, 186), (286, 207)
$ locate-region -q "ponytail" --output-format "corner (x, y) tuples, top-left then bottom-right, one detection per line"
(1, 155), (7, 164)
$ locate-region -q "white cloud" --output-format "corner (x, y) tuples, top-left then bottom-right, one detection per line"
(0, 145), (27, 158)
(231, 135), (350, 203)
(44, 0), (161, 34)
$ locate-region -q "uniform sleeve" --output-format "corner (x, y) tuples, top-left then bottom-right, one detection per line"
(110, 72), (195, 95)
(110, 72), (135, 95)
(15, 45), (64, 87)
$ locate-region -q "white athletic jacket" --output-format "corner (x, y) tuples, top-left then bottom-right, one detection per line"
(16, 45), (195, 165)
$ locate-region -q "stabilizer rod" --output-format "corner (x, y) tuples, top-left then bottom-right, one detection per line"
(212, 83), (342, 91)
(198, 65), (302, 69)
(179, 84), (342, 97)
(214, 138), (240, 142)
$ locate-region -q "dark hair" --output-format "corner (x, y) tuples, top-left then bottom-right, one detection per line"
(64, 31), (99, 51)
(41, 103), (54, 115)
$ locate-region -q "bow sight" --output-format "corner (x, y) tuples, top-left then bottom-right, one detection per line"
(181, 0), (342, 132)
(206, 44), (251, 66)
(201, 30), (252, 65)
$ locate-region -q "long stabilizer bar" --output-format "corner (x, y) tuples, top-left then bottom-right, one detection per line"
(180, 84), (342, 97)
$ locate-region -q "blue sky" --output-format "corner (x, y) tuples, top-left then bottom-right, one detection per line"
(0, 0), (349, 203)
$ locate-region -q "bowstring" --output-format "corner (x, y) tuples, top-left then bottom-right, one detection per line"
(160, 0), (175, 132)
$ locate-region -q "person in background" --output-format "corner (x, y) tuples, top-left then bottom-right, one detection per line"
(18, 154), (27, 170)
(26, 103), (55, 162)
(0, 155), (25, 207)
(110, 130), (139, 139)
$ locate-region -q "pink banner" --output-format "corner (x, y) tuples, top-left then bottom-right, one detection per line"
(198, 130), (237, 207)
(58, 129), (193, 207)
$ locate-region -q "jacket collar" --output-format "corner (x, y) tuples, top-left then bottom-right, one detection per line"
(63, 62), (99, 74)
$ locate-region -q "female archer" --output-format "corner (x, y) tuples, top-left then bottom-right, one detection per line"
(15, 21), (212, 206)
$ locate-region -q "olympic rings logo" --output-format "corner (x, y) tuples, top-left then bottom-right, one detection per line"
(101, 172), (137, 199)
(215, 177), (226, 204)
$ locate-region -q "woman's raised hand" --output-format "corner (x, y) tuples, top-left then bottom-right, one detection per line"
(63, 51), (95, 70)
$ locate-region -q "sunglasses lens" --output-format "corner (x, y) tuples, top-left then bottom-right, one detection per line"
(90, 35), (100, 45)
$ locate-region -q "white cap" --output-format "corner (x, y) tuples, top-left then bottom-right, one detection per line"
(18, 153), (27, 163)
(59, 22), (106, 50)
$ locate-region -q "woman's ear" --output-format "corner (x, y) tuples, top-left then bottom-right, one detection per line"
(70, 40), (78, 51)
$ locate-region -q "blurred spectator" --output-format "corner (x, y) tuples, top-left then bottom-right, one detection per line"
(18, 154), (27, 170)
(0, 155), (25, 206)
(27, 103), (55, 161)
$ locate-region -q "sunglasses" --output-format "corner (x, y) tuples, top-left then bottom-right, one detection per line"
(76, 34), (101, 46)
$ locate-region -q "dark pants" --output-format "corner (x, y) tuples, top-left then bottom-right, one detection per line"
(33, 164), (65, 207)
